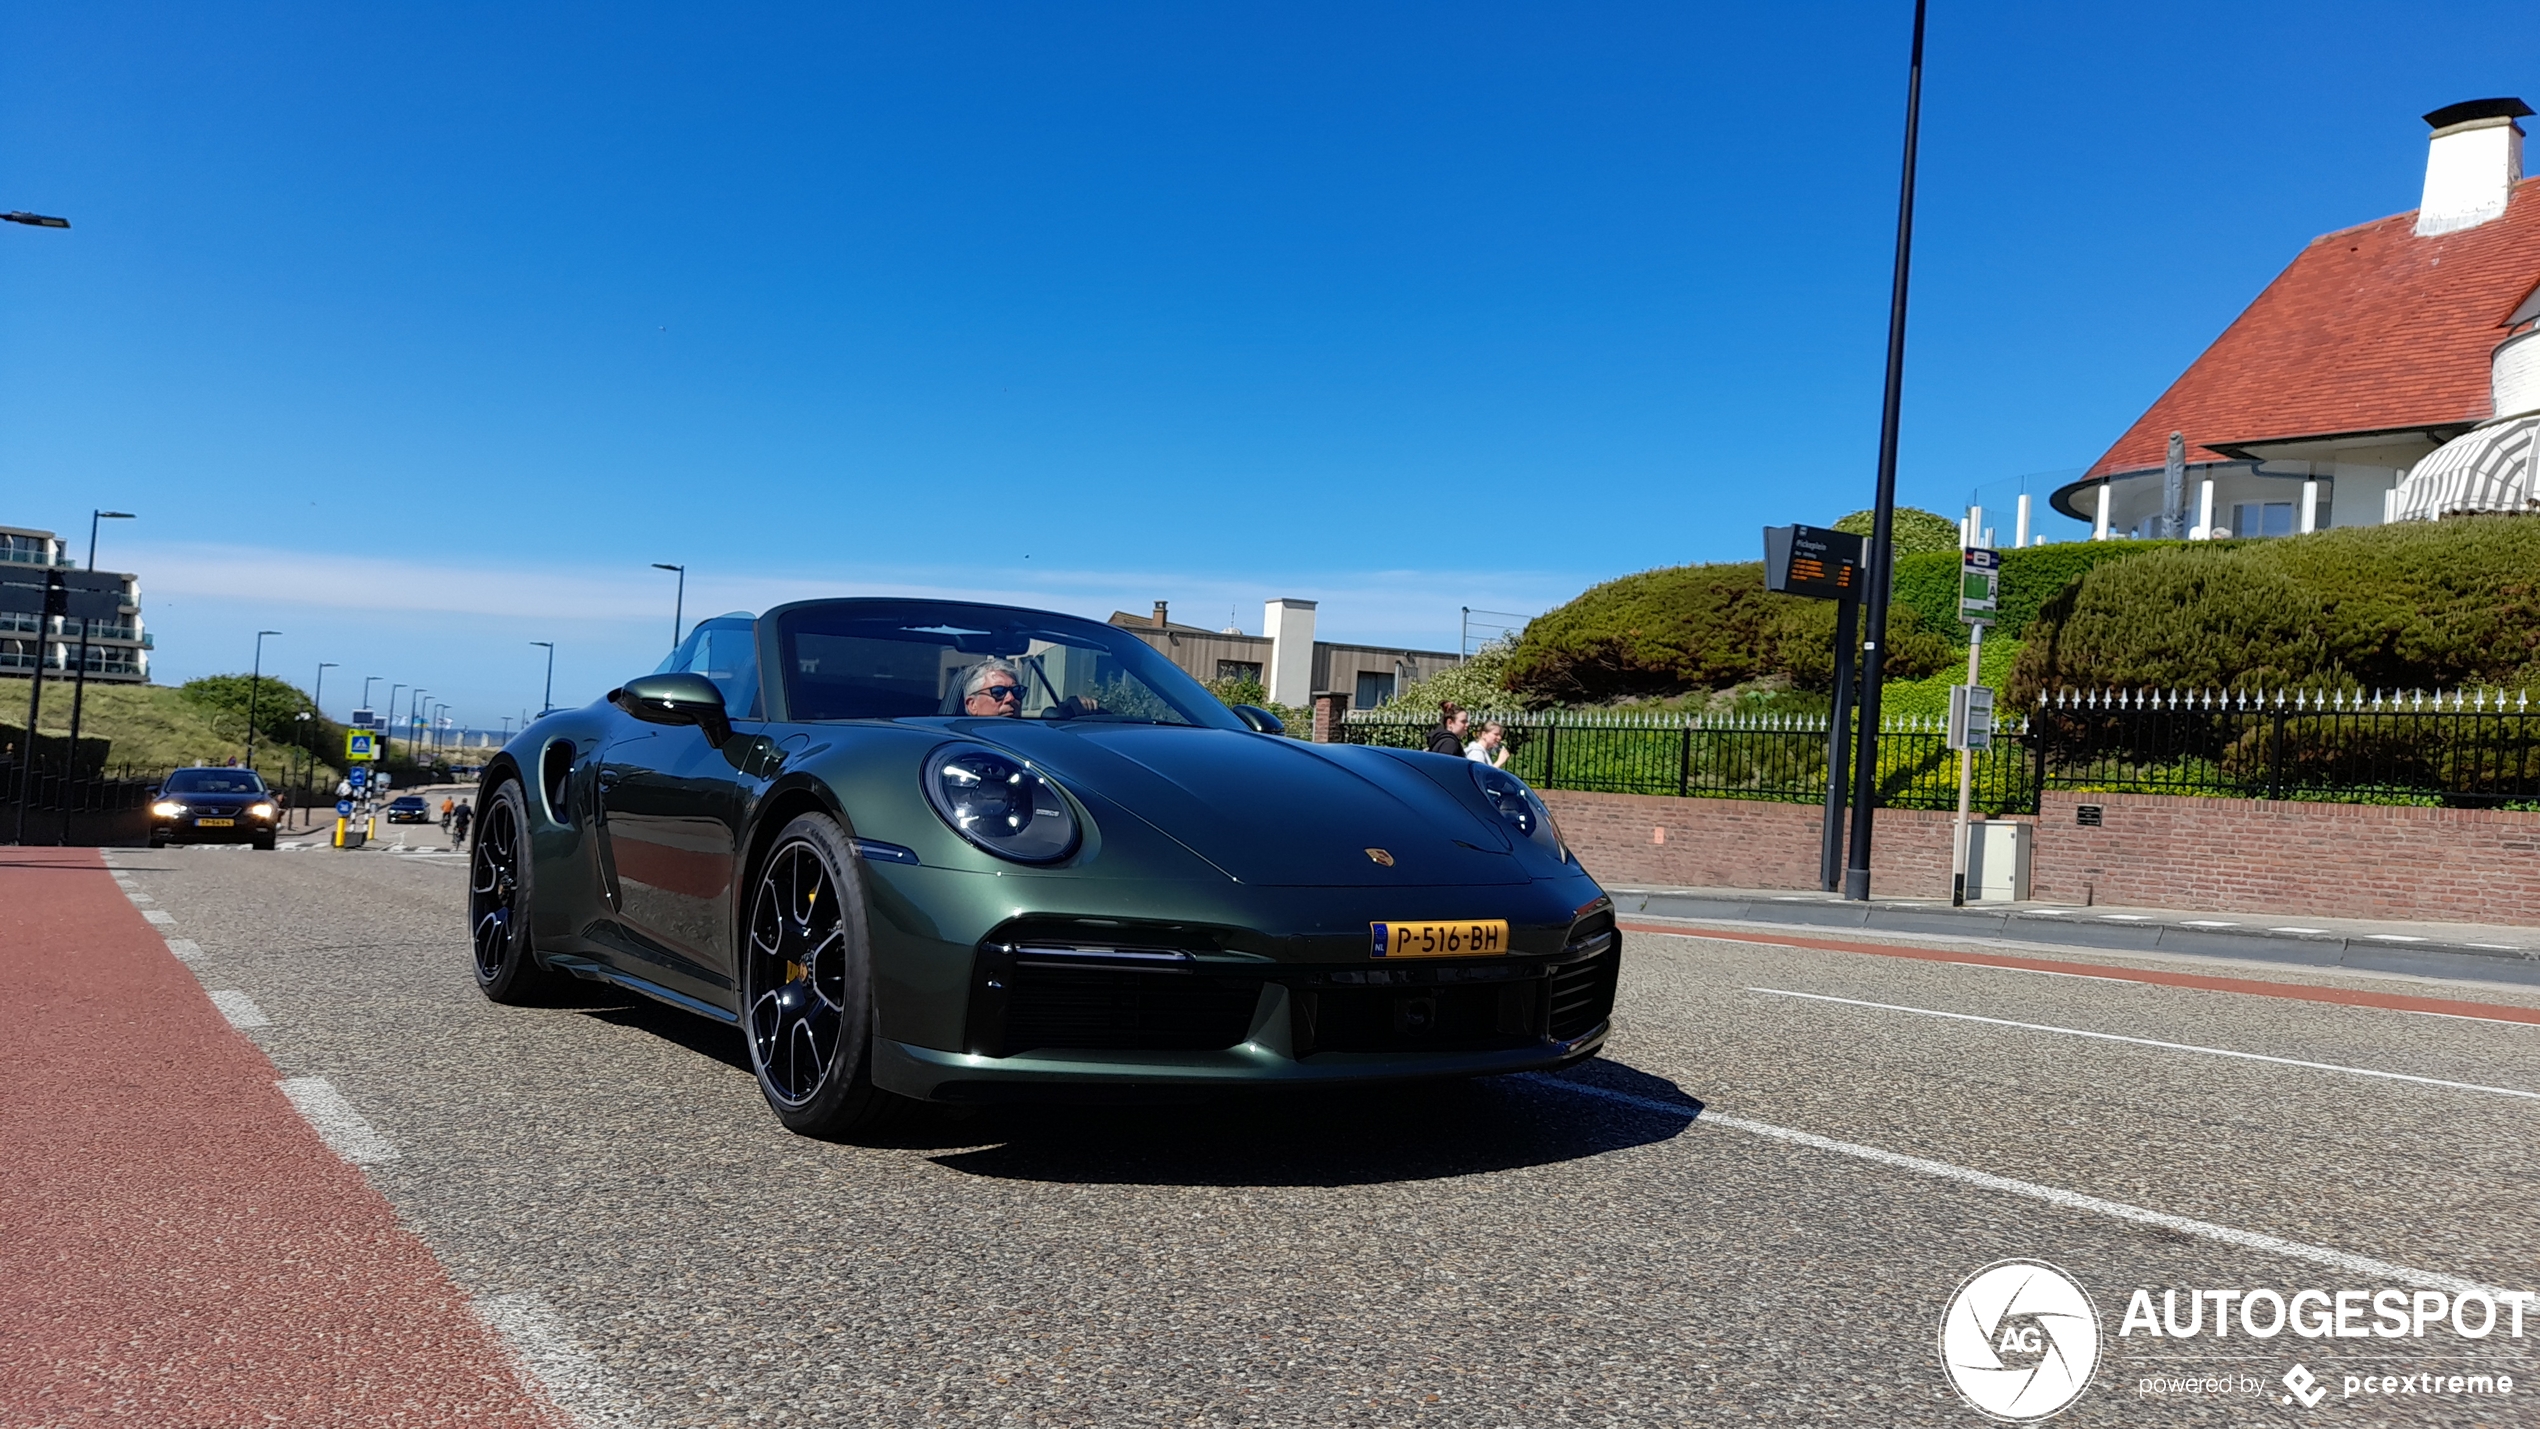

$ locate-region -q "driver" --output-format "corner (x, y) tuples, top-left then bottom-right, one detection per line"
(960, 659), (1028, 717)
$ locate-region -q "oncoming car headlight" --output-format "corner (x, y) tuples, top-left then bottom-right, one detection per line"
(151, 800), (183, 818)
(248, 802), (278, 819)
(1470, 763), (1567, 862)
(922, 743), (1080, 863)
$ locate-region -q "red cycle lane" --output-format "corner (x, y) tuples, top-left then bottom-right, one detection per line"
(0, 848), (563, 1427)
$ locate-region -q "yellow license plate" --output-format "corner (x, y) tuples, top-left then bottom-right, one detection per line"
(1370, 919), (1509, 959)
(195, 817), (235, 827)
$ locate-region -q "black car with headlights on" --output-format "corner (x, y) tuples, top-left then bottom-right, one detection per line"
(149, 768), (281, 850)
(385, 795), (432, 824)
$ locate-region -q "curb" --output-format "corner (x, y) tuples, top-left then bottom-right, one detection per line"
(1608, 888), (2540, 990)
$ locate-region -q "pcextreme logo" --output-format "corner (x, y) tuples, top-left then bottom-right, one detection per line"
(1939, 1260), (2102, 1422)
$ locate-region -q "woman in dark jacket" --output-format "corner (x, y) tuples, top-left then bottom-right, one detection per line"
(1426, 701), (1471, 757)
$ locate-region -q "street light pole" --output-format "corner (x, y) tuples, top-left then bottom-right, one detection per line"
(60, 509), (134, 844)
(531, 642), (555, 718)
(361, 675), (380, 716)
(653, 564), (686, 650)
(407, 689), (429, 769)
(245, 631), (281, 770)
(306, 661), (336, 824)
(1842, 0), (1930, 902)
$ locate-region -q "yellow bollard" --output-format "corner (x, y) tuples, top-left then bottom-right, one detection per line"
(334, 816), (347, 848)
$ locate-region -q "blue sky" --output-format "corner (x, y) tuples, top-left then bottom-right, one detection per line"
(4, 2), (2535, 727)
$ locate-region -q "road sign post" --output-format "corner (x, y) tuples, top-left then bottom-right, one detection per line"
(1764, 525), (1868, 890)
(1949, 547), (2000, 905)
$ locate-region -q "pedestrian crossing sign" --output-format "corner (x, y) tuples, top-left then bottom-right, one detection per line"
(346, 730), (378, 762)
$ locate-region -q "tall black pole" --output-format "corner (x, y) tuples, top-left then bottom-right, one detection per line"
(58, 616), (89, 844)
(1819, 593), (1860, 891)
(1843, 0), (1928, 901)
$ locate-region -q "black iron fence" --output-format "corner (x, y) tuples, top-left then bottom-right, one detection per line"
(1340, 687), (2540, 812)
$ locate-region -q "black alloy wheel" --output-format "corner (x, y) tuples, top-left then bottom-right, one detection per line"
(742, 814), (904, 1137)
(470, 780), (560, 1003)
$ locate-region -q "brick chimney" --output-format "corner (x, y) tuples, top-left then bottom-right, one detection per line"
(2416, 97), (2531, 237)
(1152, 600), (1169, 628)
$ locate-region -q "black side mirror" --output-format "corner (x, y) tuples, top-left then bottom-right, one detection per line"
(611, 673), (732, 746)
(1232, 704), (1284, 735)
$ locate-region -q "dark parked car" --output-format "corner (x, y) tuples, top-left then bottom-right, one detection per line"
(469, 598), (1619, 1139)
(384, 795), (432, 824)
(150, 768), (281, 850)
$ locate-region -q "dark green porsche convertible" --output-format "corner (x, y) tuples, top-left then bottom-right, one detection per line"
(469, 598), (1618, 1136)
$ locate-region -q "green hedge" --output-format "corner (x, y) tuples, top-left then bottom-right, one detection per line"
(1501, 560), (1954, 703)
(1891, 540), (2176, 646)
(2010, 516), (2540, 704)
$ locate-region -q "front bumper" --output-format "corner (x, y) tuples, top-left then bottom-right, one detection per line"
(874, 1015), (1610, 1101)
(153, 818), (275, 843)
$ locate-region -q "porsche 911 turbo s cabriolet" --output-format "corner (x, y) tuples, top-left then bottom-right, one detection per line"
(469, 598), (1618, 1137)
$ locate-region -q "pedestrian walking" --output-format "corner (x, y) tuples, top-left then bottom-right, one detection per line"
(1426, 701), (1471, 757)
(1465, 720), (1511, 769)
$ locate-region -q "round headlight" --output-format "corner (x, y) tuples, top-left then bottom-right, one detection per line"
(922, 743), (1080, 863)
(152, 800), (182, 818)
(1470, 763), (1565, 859)
(249, 802), (278, 819)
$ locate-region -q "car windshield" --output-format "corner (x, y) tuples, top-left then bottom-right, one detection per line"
(774, 599), (1246, 729)
(163, 770), (267, 794)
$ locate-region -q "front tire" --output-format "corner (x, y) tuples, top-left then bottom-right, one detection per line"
(470, 779), (563, 1004)
(742, 814), (906, 1138)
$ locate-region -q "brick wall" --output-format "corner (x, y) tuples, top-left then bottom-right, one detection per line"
(1540, 787), (2540, 924)
(1538, 789), (1997, 898)
(2028, 791), (2540, 924)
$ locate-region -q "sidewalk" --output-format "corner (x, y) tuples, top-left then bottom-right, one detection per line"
(1605, 883), (2540, 988)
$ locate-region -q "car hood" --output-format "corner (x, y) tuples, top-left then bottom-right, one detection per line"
(162, 791), (261, 808)
(945, 720), (1526, 887)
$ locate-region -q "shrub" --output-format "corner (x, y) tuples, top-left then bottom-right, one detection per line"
(1501, 561), (1953, 704)
(2007, 517), (2540, 705)
(1892, 540), (2176, 646)
(1376, 640), (1536, 716)
(1833, 505), (1959, 556)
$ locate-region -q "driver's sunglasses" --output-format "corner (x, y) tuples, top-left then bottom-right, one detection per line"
(979, 683), (1023, 702)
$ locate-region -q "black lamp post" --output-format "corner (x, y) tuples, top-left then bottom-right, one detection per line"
(531, 642), (555, 718)
(653, 564), (686, 650)
(245, 631), (281, 770)
(1842, 0), (1930, 901)
(59, 509), (134, 843)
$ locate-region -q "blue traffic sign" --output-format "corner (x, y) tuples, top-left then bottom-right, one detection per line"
(336, 799), (354, 817)
(349, 767), (368, 789)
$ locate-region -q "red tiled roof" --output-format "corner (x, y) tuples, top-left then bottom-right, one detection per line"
(2087, 177), (2540, 478)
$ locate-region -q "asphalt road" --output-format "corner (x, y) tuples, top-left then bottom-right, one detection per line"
(63, 843), (2540, 1427)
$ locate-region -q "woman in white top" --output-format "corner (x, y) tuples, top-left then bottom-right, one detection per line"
(1465, 721), (1510, 769)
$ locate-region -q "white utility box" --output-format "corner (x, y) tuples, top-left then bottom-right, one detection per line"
(1966, 820), (2032, 902)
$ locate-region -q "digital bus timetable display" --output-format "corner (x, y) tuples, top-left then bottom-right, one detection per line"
(1762, 524), (1865, 600)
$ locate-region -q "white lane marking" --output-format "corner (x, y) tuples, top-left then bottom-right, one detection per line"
(124, 891), (153, 904)
(2020, 908), (2070, 915)
(472, 1292), (647, 1429)
(208, 990), (270, 1029)
(275, 1078), (400, 1164)
(2467, 942), (2530, 951)
(1943, 961), (2131, 984)
(1749, 987), (2540, 1101)
(2098, 914), (2150, 921)
(1518, 1075), (2519, 1300)
(2366, 934), (2429, 943)
(2179, 919), (2238, 928)
(2270, 926), (2330, 934)
(164, 937), (204, 963)
(141, 909), (175, 927)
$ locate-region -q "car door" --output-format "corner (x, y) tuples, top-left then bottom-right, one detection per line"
(591, 618), (767, 998)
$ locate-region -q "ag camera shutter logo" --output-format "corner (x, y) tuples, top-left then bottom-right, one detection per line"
(1940, 1259), (2102, 1421)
